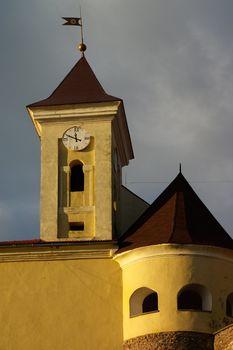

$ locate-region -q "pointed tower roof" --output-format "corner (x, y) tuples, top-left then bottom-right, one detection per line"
(119, 173), (233, 253)
(28, 56), (120, 107)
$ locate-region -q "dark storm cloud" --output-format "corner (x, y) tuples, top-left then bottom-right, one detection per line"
(0, 0), (233, 238)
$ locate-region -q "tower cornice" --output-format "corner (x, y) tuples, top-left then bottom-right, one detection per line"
(27, 101), (121, 137)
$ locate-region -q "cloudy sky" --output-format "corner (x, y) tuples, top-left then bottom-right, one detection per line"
(1, 0), (233, 240)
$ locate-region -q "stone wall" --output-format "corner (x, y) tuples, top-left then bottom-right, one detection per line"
(214, 325), (233, 350)
(123, 331), (214, 350)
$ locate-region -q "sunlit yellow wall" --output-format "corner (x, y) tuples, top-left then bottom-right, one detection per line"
(41, 119), (112, 241)
(0, 257), (122, 350)
(115, 244), (233, 341)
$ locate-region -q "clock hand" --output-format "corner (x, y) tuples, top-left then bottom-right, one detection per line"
(65, 134), (82, 142)
(66, 134), (76, 140)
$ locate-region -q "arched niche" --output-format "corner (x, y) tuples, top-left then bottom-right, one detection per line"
(129, 287), (158, 317)
(177, 284), (212, 312)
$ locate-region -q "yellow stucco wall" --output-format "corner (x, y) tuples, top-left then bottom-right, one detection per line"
(0, 257), (122, 350)
(115, 244), (233, 341)
(1, 244), (233, 349)
(40, 119), (112, 241)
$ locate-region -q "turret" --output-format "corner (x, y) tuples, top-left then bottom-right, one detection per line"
(115, 173), (233, 349)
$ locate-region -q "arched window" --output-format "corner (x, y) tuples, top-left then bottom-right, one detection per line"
(177, 284), (212, 311)
(70, 162), (84, 192)
(226, 293), (233, 317)
(129, 287), (158, 317)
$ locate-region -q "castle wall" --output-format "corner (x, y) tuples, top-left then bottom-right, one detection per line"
(0, 256), (123, 350)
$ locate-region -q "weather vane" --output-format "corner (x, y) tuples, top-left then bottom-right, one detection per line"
(62, 7), (86, 56)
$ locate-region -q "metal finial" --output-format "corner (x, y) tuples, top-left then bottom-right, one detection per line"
(179, 163), (182, 173)
(78, 42), (87, 55)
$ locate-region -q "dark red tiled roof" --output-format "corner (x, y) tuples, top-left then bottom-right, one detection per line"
(0, 239), (43, 246)
(28, 56), (120, 107)
(118, 173), (233, 253)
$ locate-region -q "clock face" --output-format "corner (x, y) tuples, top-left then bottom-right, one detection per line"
(62, 126), (91, 151)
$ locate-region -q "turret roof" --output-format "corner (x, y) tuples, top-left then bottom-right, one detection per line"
(118, 173), (233, 253)
(28, 56), (120, 107)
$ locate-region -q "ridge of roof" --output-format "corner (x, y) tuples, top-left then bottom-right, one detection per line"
(169, 191), (193, 244)
(118, 173), (233, 253)
(28, 56), (120, 107)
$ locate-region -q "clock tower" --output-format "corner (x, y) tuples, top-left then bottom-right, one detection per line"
(27, 56), (133, 241)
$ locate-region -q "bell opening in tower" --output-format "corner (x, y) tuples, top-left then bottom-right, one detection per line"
(70, 163), (84, 192)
